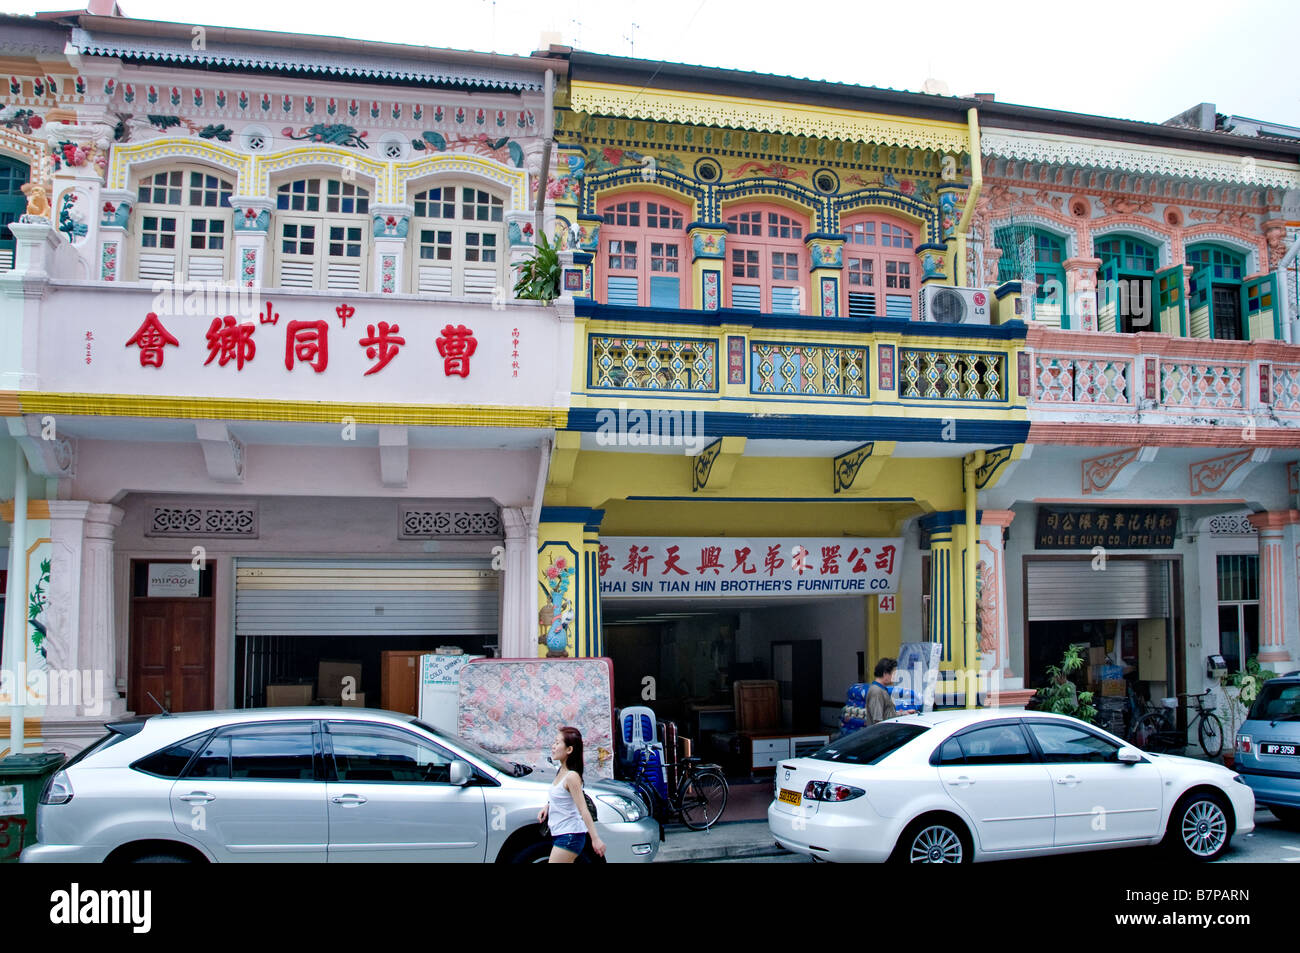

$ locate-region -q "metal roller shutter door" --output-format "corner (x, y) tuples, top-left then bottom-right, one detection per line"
(1027, 559), (1170, 622)
(235, 560), (499, 636)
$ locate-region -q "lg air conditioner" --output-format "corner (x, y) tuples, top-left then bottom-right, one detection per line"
(919, 285), (992, 325)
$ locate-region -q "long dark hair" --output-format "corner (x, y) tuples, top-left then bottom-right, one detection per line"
(559, 726), (584, 779)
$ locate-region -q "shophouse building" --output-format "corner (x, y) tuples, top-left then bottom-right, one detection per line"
(1, 11), (563, 755)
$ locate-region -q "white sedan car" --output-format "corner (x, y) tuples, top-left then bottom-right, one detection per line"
(769, 709), (1253, 863)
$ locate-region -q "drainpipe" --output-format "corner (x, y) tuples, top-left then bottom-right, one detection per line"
(4, 451), (28, 755)
(955, 106), (982, 289)
(963, 450), (985, 709)
(533, 69), (555, 242)
(1277, 232), (1300, 345)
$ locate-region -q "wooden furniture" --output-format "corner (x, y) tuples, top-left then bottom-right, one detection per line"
(733, 679), (781, 731)
(742, 732), (832, 770)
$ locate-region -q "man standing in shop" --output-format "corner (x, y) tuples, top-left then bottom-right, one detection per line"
(864, 657), (914, 725)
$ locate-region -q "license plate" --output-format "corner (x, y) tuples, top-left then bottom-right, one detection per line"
(1261, 743), (1299, 757)
(778, 788), (801, 806)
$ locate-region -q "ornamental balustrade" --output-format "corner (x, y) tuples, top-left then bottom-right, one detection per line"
(1159, 361), (1247, 410)
(898, 348), (1005, 402)
(750, 342), (868, 397)
(588, 336), (717, 391)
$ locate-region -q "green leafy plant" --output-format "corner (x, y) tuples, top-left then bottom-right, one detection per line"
(513, 232), (560, 302)
(1034, 644), (1098, 724)
(1219, 655), (1278, 742)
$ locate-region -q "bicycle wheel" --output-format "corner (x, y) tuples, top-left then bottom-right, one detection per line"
(1133, 711), (1173, 751)
(677, 769), (728, 831)
(631, 778), (660, 822)
(1198, 712), (1224, 759)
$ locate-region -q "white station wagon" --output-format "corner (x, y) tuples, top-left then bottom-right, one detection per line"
(769, 709), (1254, 863)
(23, 708), (658, 864)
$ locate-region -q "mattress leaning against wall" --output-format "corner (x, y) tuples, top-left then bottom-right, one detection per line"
(457, 658), (616, 779)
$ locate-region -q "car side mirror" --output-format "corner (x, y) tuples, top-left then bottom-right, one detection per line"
(1117, 747), (1143, 764)
(449, 760), (472, 786)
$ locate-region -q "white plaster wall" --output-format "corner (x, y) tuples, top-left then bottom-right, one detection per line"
(735, 596), (866, 715)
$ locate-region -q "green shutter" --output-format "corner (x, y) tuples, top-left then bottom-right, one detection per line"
(1155, 265), (1187, 336)
(1097, 255), (1119, 333)
(1241, 274), (1280, 341)
(1188, 266), (1213, 338)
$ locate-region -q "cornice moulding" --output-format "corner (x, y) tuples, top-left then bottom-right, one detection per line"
(982, 130), (1300, 190)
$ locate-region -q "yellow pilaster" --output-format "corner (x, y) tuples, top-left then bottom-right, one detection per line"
(688, 225), (727, 310)
(537, 507), (605, 658)
(806, 235), (844, 317)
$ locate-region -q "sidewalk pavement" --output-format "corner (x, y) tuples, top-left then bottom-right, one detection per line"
(654, 819), (789, 863)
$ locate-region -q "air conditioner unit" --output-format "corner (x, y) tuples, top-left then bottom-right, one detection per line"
(920, 285), (992, 325)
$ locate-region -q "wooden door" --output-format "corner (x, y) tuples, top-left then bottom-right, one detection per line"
(130, 600), (214, 714)
(381, 650), (428, 715)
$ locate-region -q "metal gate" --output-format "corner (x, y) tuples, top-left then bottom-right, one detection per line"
(1026, 558), (1171, 621)
(234, 559), (500, 636)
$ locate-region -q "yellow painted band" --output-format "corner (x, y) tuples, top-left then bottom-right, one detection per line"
(5, 392), (567, 428)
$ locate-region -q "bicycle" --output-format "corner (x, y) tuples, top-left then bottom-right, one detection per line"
(1130, 690), (1224, 759)
(632, 755), (729, 831)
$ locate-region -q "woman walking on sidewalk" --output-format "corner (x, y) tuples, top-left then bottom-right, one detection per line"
(539, 726), (607, 863)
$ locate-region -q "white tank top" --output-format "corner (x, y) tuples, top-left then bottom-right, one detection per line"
(547, 770), (586, 836)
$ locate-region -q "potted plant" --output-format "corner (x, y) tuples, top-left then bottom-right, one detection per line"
(513, 232), (560, 302)
(1218, 655), (1277, 766)
(1033, 644), (1098, 725)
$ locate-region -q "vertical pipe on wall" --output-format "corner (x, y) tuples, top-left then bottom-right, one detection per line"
(963, 450), (985, 709)
(4, 451), (29, 754)
(533, 69), (555, 242)
(955, 106), (982, 289)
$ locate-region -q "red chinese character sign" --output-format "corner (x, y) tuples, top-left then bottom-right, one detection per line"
(598, 537), (903, 599)
(436, 324), (476, 378)
(124, 313), (179, 368)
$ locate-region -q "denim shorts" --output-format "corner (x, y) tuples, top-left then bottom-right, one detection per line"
(551, 832), (587, 855)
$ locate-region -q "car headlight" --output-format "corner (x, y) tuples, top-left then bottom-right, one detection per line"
(595, 793), (644, 822)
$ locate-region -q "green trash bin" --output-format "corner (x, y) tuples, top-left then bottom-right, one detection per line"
(0, 752), (67, 862)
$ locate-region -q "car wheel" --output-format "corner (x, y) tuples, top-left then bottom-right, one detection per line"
(1165, 792), (1232, 861)
(893, 817), (971, 864)
(1270, 806), (1300, 829)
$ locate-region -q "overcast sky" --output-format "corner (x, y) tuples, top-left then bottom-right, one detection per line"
(5, 0), (1299, 127)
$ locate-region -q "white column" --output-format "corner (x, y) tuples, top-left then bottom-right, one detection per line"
(500, 507), (537, 659)
(46, 502), (126, 719)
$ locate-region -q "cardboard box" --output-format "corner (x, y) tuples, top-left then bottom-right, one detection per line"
(266, 684), (313, 707)
(318, 661), (362, 700)
(319, 693), (365, 708)
(1088, 646), (1106, 668)
(1102, 679), (1127, 697)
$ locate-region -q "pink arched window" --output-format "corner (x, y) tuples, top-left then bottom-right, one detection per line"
(725, 203), (809, 313)
(596, 193), (689, 308)
(841, 213), (919, 319)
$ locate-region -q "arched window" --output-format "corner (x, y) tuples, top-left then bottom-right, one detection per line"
(597, 194), (688, 308)
(1186, 244), (1246, 340)
(132, 165), (234, 282)
(994, 227), (1068, 328)
(1095, 235), (1158, 333)
(0, 155), (30, 271)
(842, 213), (918, 319)
(274, 176), (370, 291)
(725, 203), (808, 314)
(410, 183), (505, 298)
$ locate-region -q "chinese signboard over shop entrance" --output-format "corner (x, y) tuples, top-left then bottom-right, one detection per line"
(42, 287), (559, 407)
(598, 537), (903, 598)
(1035, 506), (1177, 550)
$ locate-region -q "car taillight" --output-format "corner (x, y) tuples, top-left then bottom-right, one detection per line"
(39, 770), (73, 805)
(802, 781), (865, 802)
(1236, 735), (1251, 754)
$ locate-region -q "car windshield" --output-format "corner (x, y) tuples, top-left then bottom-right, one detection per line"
(1248, 683), (1300, 721)
(810, 722), (929, 764)
(408, 719), (521, 774)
